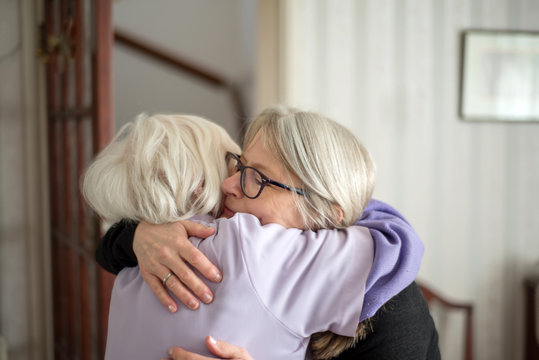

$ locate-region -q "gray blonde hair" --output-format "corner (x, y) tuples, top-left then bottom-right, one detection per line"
(82, 113), (240, 224)
(244, 105), (376, 230)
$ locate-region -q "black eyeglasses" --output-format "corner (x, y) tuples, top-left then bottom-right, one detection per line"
(226, 152), (305, 199)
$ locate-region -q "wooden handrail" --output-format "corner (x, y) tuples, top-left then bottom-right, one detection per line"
(418, 283), (474, 360)
(114, 29), (247, 130)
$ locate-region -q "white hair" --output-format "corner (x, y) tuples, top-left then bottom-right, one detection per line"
(244, 105), (376, 229)
(82, 113), (240, 224)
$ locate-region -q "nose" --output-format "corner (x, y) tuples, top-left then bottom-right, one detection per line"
(221, 171), (243, 199)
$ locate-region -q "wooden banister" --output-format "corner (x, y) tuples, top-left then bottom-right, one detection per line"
(418, 283), (474, 360)
(114, 29), (247, 131)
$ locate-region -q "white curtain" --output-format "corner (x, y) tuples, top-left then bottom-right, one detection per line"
(278, 1), (539, 359)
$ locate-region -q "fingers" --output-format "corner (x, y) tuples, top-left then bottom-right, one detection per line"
(142, 260), (204, 311)
(166, 347), (215, 360)
(162, 272), (201, 310)
(170, 245), (220, 301)
(141, 248), (213, 309)
(180, 220), (216, 239)
(205, 336), (253, 360)
(164, 337), (253, 360)
(179, 221), (222, 283)
(139, 268), (179, 313)
(132, 220), (223, 310)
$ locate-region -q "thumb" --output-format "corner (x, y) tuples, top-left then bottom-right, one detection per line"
(181, 220), (216, 239)
(205, 336), (252, 360)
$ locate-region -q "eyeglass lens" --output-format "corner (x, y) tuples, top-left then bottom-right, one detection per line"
(242, 167), (264, 198)
(227, 154), (263, 198)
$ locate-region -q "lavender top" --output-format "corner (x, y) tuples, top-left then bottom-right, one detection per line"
(105, 199), (424, 360)
(106, 213), (374, 360)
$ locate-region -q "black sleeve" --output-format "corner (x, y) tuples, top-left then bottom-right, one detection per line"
(95, 220), (139, 275)
(332, 282), (441, 360)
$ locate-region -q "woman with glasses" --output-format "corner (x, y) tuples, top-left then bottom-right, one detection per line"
(89, 107), (437, 360)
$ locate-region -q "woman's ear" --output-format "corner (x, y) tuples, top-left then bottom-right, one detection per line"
(333, 205), (344, 225)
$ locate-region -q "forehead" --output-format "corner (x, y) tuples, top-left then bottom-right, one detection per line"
(242, 132), (284, 178)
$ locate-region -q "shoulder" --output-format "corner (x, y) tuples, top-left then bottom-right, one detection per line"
(212, 213), (302, 245)
(239, 223), (374, 337)
(359, 199), (411, 225)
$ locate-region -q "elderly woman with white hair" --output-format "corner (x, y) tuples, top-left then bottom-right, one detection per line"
(89, 106), (438, 360)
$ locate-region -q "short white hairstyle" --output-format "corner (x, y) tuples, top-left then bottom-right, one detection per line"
(82, 113), (240, 224)
(244, 105), (376, 229)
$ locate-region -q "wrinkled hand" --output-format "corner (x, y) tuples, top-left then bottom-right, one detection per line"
(133, 220), (220, 312)
(162, 336), (254, 360)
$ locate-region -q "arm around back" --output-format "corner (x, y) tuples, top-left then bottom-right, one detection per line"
(95, 220), (138, 274)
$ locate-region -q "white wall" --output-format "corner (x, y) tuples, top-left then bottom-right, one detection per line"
(280, 1), (539, 359)
(113, 0), (257, 142)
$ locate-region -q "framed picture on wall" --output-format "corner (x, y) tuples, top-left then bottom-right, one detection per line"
(459, 30), (539, 122)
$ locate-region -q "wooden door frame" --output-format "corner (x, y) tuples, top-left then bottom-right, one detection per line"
(43, 0), (114, 358)
(10, 1), (113, 358)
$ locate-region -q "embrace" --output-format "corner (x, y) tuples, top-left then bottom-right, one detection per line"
(83, 105), (440, 359)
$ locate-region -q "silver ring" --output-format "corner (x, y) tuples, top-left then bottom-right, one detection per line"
(162, 272), (173, 287)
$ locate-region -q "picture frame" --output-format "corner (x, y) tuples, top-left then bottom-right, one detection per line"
(459, 30), (539, 122)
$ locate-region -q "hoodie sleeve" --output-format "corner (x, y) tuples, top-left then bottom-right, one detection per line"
(356, 199), (424, 320)
(95, 220), (139, 274)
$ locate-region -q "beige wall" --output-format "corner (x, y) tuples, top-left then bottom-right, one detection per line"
(254, 0), (281, 111)
(113, 0), (257, 142)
